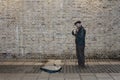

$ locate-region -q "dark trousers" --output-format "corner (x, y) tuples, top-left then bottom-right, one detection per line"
(76, 45), (85, 66)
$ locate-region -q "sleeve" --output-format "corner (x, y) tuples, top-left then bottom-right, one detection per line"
(72, 30), (76, 36)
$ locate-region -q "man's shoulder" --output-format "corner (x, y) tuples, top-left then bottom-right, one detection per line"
(82, 27), (86, 31)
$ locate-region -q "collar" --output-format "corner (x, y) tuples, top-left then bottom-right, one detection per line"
(78, 26), (83, 31)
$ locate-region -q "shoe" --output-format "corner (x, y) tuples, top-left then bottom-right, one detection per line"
(81, 65), (86, 68)
(78, 64), (86, 68)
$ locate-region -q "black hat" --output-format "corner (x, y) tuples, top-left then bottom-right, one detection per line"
(74, 21), (81, 25)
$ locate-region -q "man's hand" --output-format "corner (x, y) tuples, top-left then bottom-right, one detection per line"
(72, 29), (77, 36)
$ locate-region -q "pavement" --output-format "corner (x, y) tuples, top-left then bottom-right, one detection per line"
(0, 59), (119, 80)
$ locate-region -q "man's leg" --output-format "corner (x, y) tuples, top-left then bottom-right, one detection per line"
(76, 45), (80, 65)
(80, 46), (85, 66)
(77, 46), (85, 66)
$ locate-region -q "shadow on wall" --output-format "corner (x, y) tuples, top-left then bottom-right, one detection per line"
(0, 50), (120, 60)
(87, 50), (120, 60)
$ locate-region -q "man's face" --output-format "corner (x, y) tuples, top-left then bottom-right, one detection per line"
(76, 23), (81, 29)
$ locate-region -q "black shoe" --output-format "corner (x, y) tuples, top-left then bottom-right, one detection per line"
(81, 65), (86, 68)
(78, 64), (86, 68)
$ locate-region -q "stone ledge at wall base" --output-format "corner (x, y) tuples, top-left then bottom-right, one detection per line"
(0, 52), (120, 61)
(88, 53), (120, 60)
(0, 53), (77, 60)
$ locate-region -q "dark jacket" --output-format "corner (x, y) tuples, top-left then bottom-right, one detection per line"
(72, 26), (86, 46)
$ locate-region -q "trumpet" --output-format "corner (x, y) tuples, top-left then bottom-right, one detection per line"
(72, 26), (78, 35)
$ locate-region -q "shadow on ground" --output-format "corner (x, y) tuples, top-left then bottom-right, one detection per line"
(0, 64), (120, 73)
(61, 64), (120, 73)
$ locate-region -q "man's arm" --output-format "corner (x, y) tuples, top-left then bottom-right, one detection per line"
(72, 29), (76, 36)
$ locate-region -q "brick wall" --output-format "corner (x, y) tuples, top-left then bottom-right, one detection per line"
(0, 0), (120, 59)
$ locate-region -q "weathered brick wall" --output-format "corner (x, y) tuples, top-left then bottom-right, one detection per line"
(0, 0), (120, 59)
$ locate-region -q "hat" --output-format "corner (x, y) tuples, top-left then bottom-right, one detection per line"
(74, 21), (81, 25)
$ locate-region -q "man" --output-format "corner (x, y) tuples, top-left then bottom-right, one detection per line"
(72, 21), (86, 67)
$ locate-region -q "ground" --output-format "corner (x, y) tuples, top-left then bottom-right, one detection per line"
(0, 59), (120, 80)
